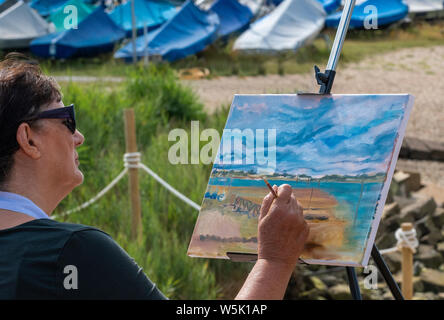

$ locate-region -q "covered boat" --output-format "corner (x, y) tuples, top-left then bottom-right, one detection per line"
(233, 0), (326, 52)
(30, 7), (125, 59)
(114, 0), (219, 62)
(318, 0), (340, 13)
(326, 0), (408, 28)
(30, 0), (68, 17)
(403, 0), (444, 18)
(0, 0), (53, 49)
(210, 0), (253, 38)
(108, 0), (177, 37)
(49, 0), (95, 31)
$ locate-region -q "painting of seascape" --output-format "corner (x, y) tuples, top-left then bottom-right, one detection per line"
(188, 94), (414, 266)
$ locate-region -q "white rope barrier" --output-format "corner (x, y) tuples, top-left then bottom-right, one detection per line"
(55, 168), (129, 219)
(58, 152), (201, 217)
(379, 227), (419, 255)
(138, 162), (201, 211)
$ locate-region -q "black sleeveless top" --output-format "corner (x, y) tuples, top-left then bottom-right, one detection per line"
(0, 219), (167, 299)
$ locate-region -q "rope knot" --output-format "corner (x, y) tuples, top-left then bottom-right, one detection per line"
(124, 152), (141, 169)
(395, 227), (419, 253)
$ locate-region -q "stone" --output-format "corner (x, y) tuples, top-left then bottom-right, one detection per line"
(382, 251), (402, 273)
(400, 195), (437, 221)
(414, 214), (442, 245)
(382, 290), (395, 300)
(376, 231), (397, 250)
(399, 208), (416, 223)
(403, 171), (422, 193)
(416, 245), (444, 269)
(415, 215), (440, 239)
(319, 274), (342, 287)
(420, 268), (444, 293)
(400, 139), (410, 158)
(382, 202), (400, 220)
(413, 276), (425, 293)
(382, 215), (402, 233)
(415, 183), (444, 208)
(328, 284), (352, 300)
(298, 288), (327, 300)
(413, 261), (425, 277)
(386, 188), (394, 204)
(394, 195), (416, 209)
(423, 139), (444, 162)
(413, 292), (438, 300)
(393, 171), (411, 197)
(436, 242), (444, 255)
(405, 137), (430, 160)
(308, 276), (327, 292)
(432, 208), (444, 228)
(420, 231), (442, 246)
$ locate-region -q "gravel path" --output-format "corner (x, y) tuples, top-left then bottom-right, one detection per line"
(182, 46), (444, 143)
(182, 46), (444, 187)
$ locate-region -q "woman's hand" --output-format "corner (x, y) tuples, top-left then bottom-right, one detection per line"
(235, 184), (309, 300)
(258, 184), (309, 270)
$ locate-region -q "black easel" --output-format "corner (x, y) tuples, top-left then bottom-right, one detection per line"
(314, 0), (403, 300)
(228, 0), (404, 300)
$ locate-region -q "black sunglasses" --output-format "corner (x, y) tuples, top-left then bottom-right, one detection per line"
(28, 104), (76, 134)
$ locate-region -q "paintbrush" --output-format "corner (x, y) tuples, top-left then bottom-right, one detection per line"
(262, 177), (278, 198)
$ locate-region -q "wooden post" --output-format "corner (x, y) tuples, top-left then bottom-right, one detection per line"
(401, 222), (414, 299)
(124, 109), (142, 239)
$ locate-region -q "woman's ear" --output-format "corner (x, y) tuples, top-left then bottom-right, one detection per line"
(16, 123), (42, 160)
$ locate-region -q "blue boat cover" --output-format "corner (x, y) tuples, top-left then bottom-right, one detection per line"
(114, 0), (219, 62)
(210, 0), (253, 38)
(267, 0), (340, 12)
(317, 0), (340, 13)
(30, 8), (126, 59)
(108, 0), (177, 37)
(326, 0), (408, 28)
(30, 0), (68, 16)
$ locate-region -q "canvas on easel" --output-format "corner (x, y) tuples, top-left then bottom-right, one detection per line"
(188, 93), (414, 267)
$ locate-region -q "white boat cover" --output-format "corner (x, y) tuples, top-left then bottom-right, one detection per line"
(0, 0), (52, 49)
(239, 0), (263, 15)
(233, 0), (326, 51)
(402, 0), (443, 13)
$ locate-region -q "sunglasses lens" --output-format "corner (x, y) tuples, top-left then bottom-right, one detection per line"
(63, 118), (75, 134)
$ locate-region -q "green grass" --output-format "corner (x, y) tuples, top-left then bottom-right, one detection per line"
(23, 21), (444, 78)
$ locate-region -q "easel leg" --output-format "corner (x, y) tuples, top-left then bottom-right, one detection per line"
(346, 267), (362, 300)
(371, 245), (404, 300)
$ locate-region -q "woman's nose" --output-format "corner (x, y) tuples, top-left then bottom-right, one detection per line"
(74, 130), (85, 147)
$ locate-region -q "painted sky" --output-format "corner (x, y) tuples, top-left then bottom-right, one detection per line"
(214, 94), (411, 177)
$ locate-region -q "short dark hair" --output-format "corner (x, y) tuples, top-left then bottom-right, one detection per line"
(0, 52), (62, 188)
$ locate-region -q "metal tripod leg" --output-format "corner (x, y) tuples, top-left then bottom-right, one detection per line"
(346, 267), (362, 300)
(372, 245), (404, 300)
(345, 245), (404, 300)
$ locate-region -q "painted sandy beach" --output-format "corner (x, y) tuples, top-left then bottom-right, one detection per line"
(188, 175), (383, 264)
